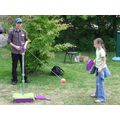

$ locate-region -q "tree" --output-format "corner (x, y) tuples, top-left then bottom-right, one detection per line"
(24, 16), (69, 72)
(56, 15), (117, 52)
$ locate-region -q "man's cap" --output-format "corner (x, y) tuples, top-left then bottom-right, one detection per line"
(16, 18), (22, 23)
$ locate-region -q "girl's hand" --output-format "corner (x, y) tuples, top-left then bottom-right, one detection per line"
(98, 67), (102, 72)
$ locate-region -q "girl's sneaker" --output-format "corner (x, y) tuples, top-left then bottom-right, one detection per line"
(95, 99), (105, 103)
(90, 93), (97, 98)
(95, 99), (101, 103)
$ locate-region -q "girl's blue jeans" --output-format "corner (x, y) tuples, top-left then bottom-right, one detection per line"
(95, 72), (106, 102)
(95, 67), (110, 102)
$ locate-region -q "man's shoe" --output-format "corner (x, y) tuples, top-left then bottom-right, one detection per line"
(12, 81), (17, 85)
(25, 80), (30, 83)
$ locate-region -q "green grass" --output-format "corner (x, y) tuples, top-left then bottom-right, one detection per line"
(0, 47), (120, 105)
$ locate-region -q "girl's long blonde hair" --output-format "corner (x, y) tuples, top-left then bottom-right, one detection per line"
(94, 38), (106, 53)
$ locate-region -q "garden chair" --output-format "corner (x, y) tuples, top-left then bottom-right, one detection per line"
(64, 46), (78, 62)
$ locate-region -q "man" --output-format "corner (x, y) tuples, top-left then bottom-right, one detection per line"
(8, 18), (30, 85)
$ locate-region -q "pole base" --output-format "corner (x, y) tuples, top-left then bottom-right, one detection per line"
(13, 93), (35, 103)
(112, 56), (120, 61)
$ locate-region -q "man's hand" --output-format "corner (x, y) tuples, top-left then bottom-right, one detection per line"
(10, 42), (21, 51)
(15, 46), (21, 51)
(24, 40), (31, 50)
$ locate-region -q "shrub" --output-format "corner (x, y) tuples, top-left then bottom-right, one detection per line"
(24, 16), (69, 72)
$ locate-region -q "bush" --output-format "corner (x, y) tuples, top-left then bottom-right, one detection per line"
(53, 43), (76, 52)
(102, 36), (116, 52)
(24, 16), (69, 72)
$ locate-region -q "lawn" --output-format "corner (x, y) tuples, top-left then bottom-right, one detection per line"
(0, 47), (120, 105)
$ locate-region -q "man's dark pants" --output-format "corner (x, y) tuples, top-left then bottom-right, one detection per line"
(11, 53), (27, 83)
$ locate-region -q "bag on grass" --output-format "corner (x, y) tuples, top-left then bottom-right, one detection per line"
(51, 66), (64, 76)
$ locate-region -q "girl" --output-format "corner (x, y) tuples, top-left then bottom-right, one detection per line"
(91, 38), (110, 103)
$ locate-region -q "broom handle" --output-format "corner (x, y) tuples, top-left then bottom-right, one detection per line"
(21, 40), (30, 83)
(22, 52), (25, 83)
(21, 40), (31, 94)
(21, 52), (25, 94)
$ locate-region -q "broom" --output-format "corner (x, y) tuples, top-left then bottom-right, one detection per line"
(13, 40), (35, 103)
